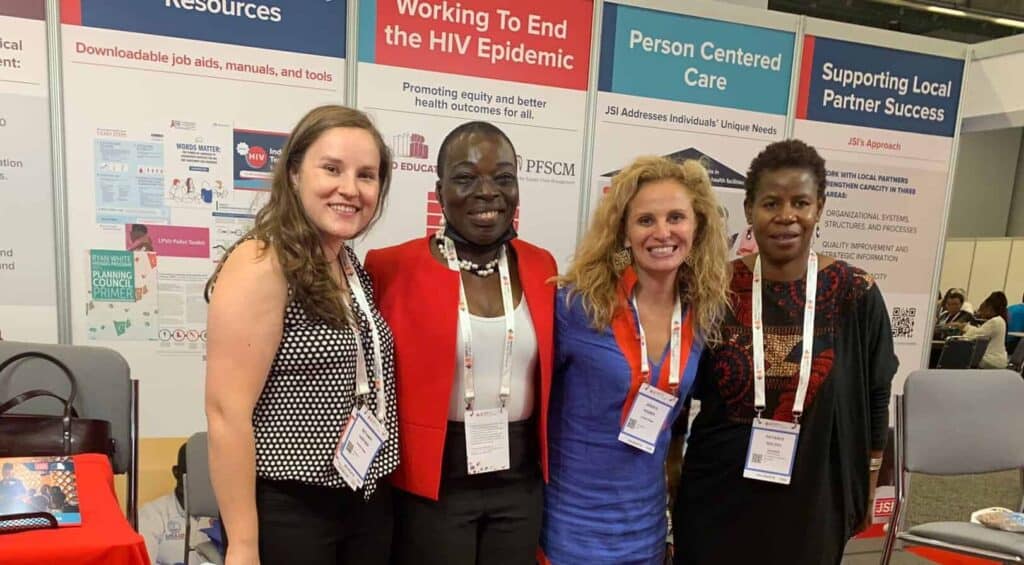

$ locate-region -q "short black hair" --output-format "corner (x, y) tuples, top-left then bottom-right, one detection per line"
(982, 291), (1009, 321)
(943, 289), (965, 305)
(436, 121), (517, 179)
(744, 139), (827, 203)
(176, 443), (187, 473)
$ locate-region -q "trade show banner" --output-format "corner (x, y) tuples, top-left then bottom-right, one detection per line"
(60, 0), (348, 436)
(591, 2), (794, 254)
(355, 0), (594, 265)
(795, 36), (964, 388)
(0, 1), (58, 343)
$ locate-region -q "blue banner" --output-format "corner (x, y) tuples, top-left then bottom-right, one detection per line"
(70, 0), (347, 58)
(233, 129), (286, 190)
(798, 36), (963, 137)
(599, 3), (794, 115)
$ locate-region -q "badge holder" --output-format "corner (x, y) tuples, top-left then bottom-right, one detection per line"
(333, 405), (387, 491)
(464, 398), (511, 475)
(743, 410), (800, 485)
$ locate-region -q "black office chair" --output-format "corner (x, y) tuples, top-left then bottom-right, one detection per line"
(969, 336), (990, 369)
(936, 339), (975, 369)
(1008, 339), (1024, 374)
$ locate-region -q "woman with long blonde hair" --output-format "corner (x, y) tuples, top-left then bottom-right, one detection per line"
(540, 156), (730, 564)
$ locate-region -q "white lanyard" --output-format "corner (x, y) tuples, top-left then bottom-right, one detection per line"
(340, 247), (387, 423)
(630, 292), (683, 393)
(752, 250), (817, 422)
(439, 235), (515, 411)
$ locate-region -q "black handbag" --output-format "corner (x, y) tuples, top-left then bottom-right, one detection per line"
(0, 351), (115, 459)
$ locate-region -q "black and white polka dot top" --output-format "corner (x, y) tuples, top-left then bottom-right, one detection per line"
(252, 246), (398, 498)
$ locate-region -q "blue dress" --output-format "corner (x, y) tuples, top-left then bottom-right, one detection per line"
(542, 283), (703, 565)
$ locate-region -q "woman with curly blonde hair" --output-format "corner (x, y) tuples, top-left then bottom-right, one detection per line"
(540, 156), (730, 565)
(205, 105), (399, 564)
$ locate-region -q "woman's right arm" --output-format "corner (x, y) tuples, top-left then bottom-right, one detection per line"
(205, 240), (287, 565)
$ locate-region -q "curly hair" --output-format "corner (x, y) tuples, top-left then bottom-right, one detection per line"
(744, 139), (827, 202)
(558, 156), (731, 343)
(206, 105), (393, 328)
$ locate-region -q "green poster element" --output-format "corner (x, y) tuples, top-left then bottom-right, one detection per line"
(90, 250), (136, 302)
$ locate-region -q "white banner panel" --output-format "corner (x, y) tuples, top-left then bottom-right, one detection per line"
(795, 35), (965, 390)
(355, 0), (594, 266)
(591, 2), (795, 256)
(61, 0), (348, 436)
(0, 2), (58, 343)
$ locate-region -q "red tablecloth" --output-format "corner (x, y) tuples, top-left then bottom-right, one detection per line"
(0, 453), (149, 565)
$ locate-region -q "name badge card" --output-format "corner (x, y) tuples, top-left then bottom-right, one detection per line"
(333, 406), (386, 491)
(743, 418), (800, 485)
(618, 383), (678, 454)
(464, 408), (511, 474)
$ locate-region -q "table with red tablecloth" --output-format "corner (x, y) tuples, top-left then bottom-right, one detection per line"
(0, 453), (149, 565)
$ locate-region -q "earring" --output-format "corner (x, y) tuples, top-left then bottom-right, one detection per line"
(612, 247), (632, 272)
(745, 229), (752, 240)
(816, 225), (821, 240)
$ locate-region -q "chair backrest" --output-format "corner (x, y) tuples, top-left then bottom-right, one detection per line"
(903, 369), (1024, 474)
(969, 336), (990, 368)
(1009, 339), (1024, 372)
(936, 339), (975, 369)
(0, 341), (132, 474)
(185, 432), (219, 518)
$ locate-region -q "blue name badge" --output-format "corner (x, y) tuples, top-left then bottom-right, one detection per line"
(743, 418), (800, 485)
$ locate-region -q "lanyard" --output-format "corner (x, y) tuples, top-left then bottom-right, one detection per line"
(340, 247), (387, 423)
(630, 292), (683, 394)
(439, 235), (516, 411)
(752, 250), (817, 422)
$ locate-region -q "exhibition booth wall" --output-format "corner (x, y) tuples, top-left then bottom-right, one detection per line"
(0, 0), (982, 502)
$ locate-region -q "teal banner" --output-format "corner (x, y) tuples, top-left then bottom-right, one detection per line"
(90, 250), (136, 302)
(599, 3), (794, 115)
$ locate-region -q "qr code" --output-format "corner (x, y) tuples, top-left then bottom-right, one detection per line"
(891, 306), (917, 339)
(750, 453), (763, 464)
(626, 418), (638, 430)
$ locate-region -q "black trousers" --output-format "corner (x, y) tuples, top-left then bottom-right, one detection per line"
(392, 420), (543, 565)
(229, 478), (393, 565)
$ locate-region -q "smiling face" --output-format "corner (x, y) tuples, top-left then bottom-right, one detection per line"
(745, 167), (823, 269)
(624, 178), (698, 278)
(436, 131), (518, 246)
(291, 126), (381, 254)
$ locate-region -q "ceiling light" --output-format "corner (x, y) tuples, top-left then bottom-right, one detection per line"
(993, 17), (1024, 29)
(925, 6), (967, 17)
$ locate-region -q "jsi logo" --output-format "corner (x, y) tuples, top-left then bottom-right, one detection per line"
(874, 498), (895, 517)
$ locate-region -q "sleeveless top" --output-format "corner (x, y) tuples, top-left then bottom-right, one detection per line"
(252, 245), (399, 497)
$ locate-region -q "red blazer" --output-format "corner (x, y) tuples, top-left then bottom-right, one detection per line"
(365, 236), (556, 500)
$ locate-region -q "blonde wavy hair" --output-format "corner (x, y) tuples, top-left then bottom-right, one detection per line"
(559, 156), (731, 343)
(206, 105), (393, 328)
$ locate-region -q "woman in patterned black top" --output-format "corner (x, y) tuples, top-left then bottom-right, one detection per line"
(205, 106), (398, 565)
(672, 140), (898, 564)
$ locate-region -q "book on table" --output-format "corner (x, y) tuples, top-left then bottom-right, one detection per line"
(0, 456), (82, 527)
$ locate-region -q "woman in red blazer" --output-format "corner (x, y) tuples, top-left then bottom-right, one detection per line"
(365, 121), (555, 565)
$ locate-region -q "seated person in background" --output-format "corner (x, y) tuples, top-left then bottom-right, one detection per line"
(139, 444), (213, 565)
(962, 292), (1009, 369)
(936, 289), (973, 327)
(1007, 292), (1024, 350)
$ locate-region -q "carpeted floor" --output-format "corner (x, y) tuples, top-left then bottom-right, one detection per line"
(905, 470), (1022, 527)
(842, 470), (1023, 564)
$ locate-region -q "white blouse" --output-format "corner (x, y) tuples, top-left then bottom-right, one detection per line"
(448, 296), (538, 422)
(964, 316), (1009, 369)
